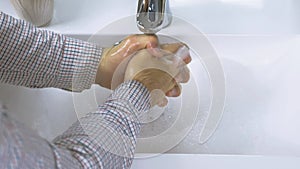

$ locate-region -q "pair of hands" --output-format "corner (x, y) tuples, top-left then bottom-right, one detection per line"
(95, 34), (191, 106)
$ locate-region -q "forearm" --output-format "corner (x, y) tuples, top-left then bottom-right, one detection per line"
(53, 81), (150, 168)
(0, 11), (102, 91)
(0, 81), (150, 169)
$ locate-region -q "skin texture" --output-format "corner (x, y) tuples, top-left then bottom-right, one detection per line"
(96, 34), (158, 89)
(124, 49), (190, 107)
(96, 34), (192, 99)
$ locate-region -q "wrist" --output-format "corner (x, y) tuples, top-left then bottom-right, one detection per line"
(132, 69), (175, 93)
(95, 48), (111, 88)
(109, 80), (151, 112)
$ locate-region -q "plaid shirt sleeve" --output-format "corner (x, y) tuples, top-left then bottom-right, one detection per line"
(0, 11), (151, 169)
(0, 11), (101, 91)
(0, 81), (150, 169)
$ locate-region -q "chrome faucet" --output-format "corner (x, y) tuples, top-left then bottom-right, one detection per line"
(136, 0), (172, 34)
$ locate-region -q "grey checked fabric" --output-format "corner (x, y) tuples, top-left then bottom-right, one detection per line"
(0, 11), (151, 169)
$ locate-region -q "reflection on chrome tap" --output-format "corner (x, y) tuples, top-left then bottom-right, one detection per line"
(136, 0), (172, 34)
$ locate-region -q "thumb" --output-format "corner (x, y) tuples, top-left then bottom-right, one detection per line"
(125, 34), (160, 57)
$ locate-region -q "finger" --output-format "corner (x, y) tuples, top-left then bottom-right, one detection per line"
(166, 83), (182, 97)
(112, 34), (159, 57)
(132, 34), (160, 53)
(157, 97), (168, 107)
(181, 53), (192, 64)
(161, 43), (192, 64)
(150, 89), (166, 107)
(129, 34), (163, 57)
(138, 34), (159, 48)
(160, 43), (183, 53)
(175, 66), (190, 83)
(174, 46), (192, 65)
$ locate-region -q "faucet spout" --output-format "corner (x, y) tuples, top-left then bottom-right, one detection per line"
(137, 0), (172, 34)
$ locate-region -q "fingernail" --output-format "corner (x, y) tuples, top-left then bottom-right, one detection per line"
(170, 88), (179, 96)
(158, 98), (168, 107)
(175, 75), (182, 83)
(175, 46), (189, 60)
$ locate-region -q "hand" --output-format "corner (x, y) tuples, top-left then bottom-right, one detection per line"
(95, 34), (191, 97)
(124, 47), (191, 107)
(95, 34), (158, 89)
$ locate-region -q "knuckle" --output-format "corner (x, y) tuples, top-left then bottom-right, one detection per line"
(147, 35), (158, 43)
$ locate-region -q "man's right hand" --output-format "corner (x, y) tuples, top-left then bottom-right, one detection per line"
(95, 34), (191, 100)
(124, 46), (191, 107)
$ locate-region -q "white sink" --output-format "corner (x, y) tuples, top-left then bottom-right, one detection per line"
(1, 0), (300, 168)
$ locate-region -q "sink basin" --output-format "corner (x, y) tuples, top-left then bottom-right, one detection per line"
(72, 15), (225, 156)
(1, 0), (300, 168)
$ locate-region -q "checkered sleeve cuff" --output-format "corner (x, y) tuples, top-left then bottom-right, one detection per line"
(53, 81), (151, 168)
(109, 80), (151, 113)
(59, 37), (102, 91)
